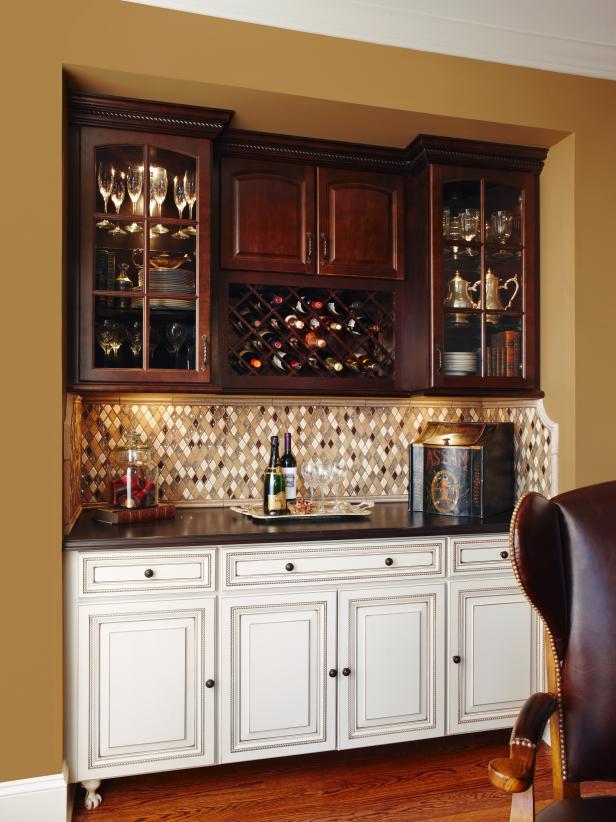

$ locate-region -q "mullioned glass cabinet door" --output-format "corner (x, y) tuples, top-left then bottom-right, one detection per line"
(432, 165), (538, 391)
(77, 128), (212, 385)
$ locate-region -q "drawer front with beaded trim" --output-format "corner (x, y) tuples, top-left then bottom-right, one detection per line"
(79, 549), (216, 597)
(447, 535), (511, 575)
(222, 539), (444, 589)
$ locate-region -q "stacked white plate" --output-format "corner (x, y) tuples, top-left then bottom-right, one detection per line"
(149, 268), (195, 308)
(443, 351), (477, 375)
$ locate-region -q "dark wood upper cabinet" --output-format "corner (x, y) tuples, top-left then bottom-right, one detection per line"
(220, 158), (316, 274)
(317, 169), (404, 279)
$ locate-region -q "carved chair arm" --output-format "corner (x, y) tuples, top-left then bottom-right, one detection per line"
(488, 692), (558, 794)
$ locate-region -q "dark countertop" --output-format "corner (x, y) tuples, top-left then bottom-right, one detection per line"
(64, 502), (512, 551)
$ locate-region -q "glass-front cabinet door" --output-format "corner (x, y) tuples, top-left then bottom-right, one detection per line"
(78, 129), (211, 384)
(433, 166), (537, 390)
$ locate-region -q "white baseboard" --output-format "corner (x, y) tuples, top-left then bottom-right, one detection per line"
(0, 764), (68, 822)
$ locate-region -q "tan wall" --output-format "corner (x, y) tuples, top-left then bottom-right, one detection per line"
(3, 0), (615, 781)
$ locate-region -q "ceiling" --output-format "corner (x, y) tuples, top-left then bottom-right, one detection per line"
(126, 0), (616, 81)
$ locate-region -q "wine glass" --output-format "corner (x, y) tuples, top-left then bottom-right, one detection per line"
(149, 324), (161, 366)
(330, 462), (348, 512)
(107, 321), (125, 361)
(97, 161), (114, 214)
(165, 321), (187, 368)
(314, 457), (332, 512)
(458, 208), (480, 254)
(108, 172), (127, 236)
(96, 322), (114, 363)
(125, 320), (143, 364)
(151, 167), (168, 217)
(173, 176), (186, 218)
(126, 165), (143, 214)
(184, 170), (197, 218)
(491, 210), (514, 245)
(300, 460), (317, 506)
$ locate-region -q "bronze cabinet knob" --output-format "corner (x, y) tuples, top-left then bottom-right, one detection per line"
(452, 655), (461, 664)
(205, 679), (215, 689)
(500, 550), (509, 559)
(144, 568), (154, 578)
(328, 669), (338, 678)
(384, 557), (394, 566)
(285, 562), (295, 572)
(342, 668), (351, 677)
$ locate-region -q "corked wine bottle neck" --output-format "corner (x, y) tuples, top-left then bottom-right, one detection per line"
(268, 436), (280, 468)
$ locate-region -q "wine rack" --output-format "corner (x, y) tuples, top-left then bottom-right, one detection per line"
(226, 284), (395, 381)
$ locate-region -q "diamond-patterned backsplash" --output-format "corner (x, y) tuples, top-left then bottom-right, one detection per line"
(70, 394), (556, 515)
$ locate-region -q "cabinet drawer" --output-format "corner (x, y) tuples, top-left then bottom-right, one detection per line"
(222, 539), (444, 589)
(80, 549), (215, 596)
(448, 535), (511, 575)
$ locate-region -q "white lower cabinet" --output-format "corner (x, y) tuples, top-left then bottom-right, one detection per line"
(220, 591), (337, 762)
(77, 597), (216, 780)
(66, 533), (538, 809)
(338, 584), (445, 748)
(447, 577), (538, 734)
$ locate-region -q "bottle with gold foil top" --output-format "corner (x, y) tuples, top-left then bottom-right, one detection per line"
(263, 435), (287, 516)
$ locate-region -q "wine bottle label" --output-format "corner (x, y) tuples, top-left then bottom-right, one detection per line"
(282, 467), (297, 501)
(267, 492), (286, 511)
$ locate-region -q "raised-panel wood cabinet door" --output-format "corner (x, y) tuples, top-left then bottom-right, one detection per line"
(317, 168), (404, 279)
(448, 577), (539, 734)
(220, 592), (337, 762)
(220, 158), (316, 273)
(77, 597), (215, 780)
(338, 584), (445, 749)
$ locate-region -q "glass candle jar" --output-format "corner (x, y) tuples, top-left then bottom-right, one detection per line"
(108, 431), (159, 509)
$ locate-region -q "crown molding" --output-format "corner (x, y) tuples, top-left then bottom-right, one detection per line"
(124, 0), (616, 82)
(405, 134), (548, 175)
(69, 92), (234, 139)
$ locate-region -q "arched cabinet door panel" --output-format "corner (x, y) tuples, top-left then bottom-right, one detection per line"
(317, 168), (404, 279)
(220, 158), (316, 274)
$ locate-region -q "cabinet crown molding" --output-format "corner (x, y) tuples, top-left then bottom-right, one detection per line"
(69, 92), (234, 139)
(406, 134), (548, 175)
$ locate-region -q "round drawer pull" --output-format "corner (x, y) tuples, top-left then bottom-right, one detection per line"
(285, 562), (295, 572)
(500, 550), (509, 560)
(384, 557), (394, 567)
(144, 568), (154, 578)
(328, 669), (338, 678)
(205, 679), (215, 689)
(342, 667), (351, 677)
(452, 655), (461, 664)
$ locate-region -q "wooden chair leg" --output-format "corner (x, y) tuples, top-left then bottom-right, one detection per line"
(510, 785), (534, 822)
(544, 630), (580, 802)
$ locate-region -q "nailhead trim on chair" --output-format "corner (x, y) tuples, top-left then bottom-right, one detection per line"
(508, 494), (568, 779)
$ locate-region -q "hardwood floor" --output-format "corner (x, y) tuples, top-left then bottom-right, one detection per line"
(72, 731), (613, 821)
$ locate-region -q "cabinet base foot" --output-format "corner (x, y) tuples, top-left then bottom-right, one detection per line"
(81, 780), (102, 810)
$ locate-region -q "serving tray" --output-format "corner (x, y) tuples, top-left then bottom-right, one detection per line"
(230, 500), (374, 522)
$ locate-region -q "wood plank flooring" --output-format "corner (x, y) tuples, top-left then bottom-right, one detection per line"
(72, 731), (613, 821)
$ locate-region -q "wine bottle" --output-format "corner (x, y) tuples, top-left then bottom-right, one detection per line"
(309, 315), (343, 332)
(232, 307), (263, 333)
(260, 292), (285, 306)
(306, 354), (324, 372)
(249, 329), (284, 352)
(280, 432), (297, 504)
(324, 356), (344, 373)
(345, 315), (381, 336)
(232, 349), (262, 372)
(326, 299), (345, 317)
(344, 355), (362, 373)
(263, 435), (287, 516)
(272, 351), (302, 372)
(292, 296), (324, 315)
(303, 331), (327, 349)
(356, 354), (380, 374)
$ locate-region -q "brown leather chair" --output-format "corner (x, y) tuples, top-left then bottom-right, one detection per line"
(488, 481), (616, 821)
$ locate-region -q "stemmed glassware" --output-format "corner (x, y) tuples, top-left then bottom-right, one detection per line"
(490, 210), (514, 257)
(314, 457), (332, 512)
(125, 321), (143, 364)
(125, 165), (144, 233)
(184, 170), (197, 234)
(108, 173), (127, 235)
(172, 176), (188, 238)
(108, 321), (125, 360)
(96, 321), (114, 363)
(458, 208), (480, 254)
(330, 462), (348, 512)
(165, 321), (187, 368)
(300, 460), (317, 506)
(97, 162), (114, 228)
(150, 167), (169, 235)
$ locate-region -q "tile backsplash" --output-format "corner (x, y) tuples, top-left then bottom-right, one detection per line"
(66, 393), (557, 526)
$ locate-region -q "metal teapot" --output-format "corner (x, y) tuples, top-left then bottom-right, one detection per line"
(444, 271), (480, 325)
(484, 268), (519, 312)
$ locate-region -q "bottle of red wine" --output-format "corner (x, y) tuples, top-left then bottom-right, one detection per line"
(232, 307), (263, 334)
(292, 295), (324, 315)
(309, 315), (343, 332)
(260, 292), (285, 306)
(232, 349), (262, 372)
(280, 433), (297, 504)
(249, 329), (284, 352)
(272, 351), (302, 372)
(263, 435), (287, 516)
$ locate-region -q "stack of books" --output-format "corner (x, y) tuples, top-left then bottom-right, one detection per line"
(487, 330), (521, 377)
